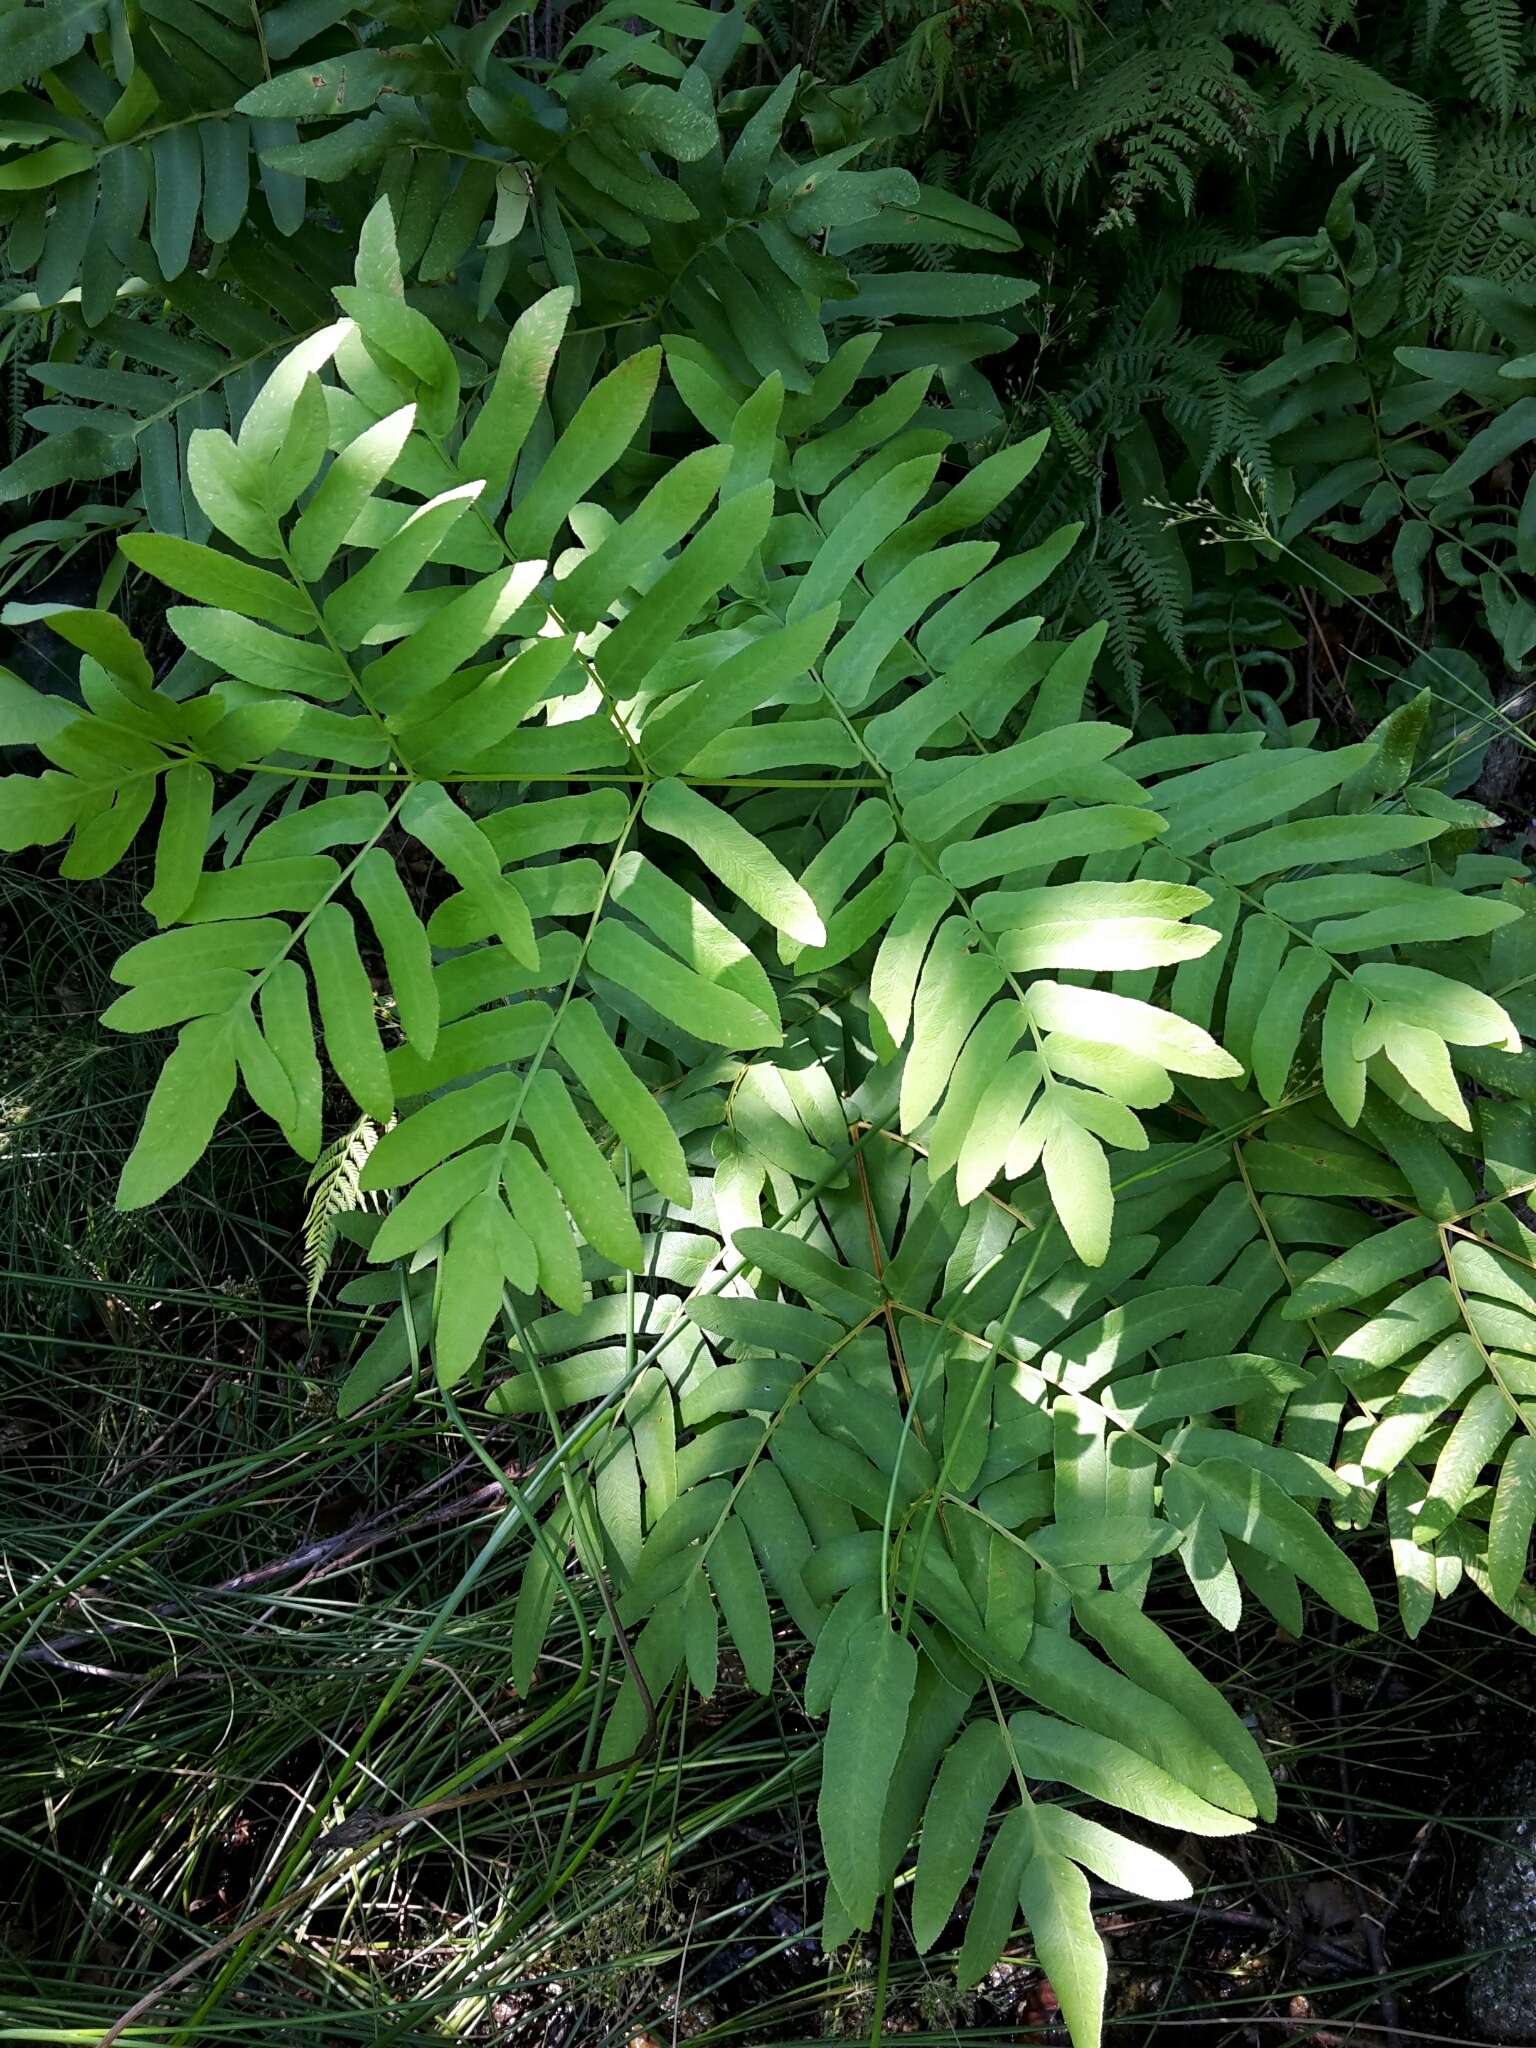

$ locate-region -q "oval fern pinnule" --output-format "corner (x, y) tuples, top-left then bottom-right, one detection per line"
(704, 1514), (775, 1694)
(231, 1006), (297, 1134)
(818, 1615), (917, 1930)
(350, 847), (439, 1060)
(912, 1719), (1013, 1952)
(643, 778), (826, 948)
(143, 760), (213, 927)
(116, 1015), (237, 1211)
(956, 1804), (1033, 1989)
(305, 901), (394, 1123)
(369, 1147), (497, 1265)
(1186, 1460), (1378, 1631)
(1006, 1712), (1256, 1838)
(1041, 1113), (1114, 1268)
(500, 1139), (585, 1314)
(435, 1187), (534, 1386)
(804, 1581), (881, 1717)
(501, 345), (662, 559)
(259, 959), (323, 1163)
(1035, 1805), (1192, 1902)
(522, 1069), (644, 1273)
(1487, 1437), (1536, 1614)
(400, 780), (537, 971)
(1017, 1847), (1107, 2048)
(555, 1000), (691, 1208)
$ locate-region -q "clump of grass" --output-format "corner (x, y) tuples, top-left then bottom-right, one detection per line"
(5, 1389), (1530, 2047)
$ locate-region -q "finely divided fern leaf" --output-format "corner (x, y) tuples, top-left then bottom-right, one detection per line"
(302, 1115), (379, 1311)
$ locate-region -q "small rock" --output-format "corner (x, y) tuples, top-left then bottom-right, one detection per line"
(1303, 1876), (1359, 1935)
(1462, 1758), (1536, 2042)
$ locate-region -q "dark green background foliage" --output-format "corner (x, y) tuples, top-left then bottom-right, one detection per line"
(2, 1), (1535, 2041)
